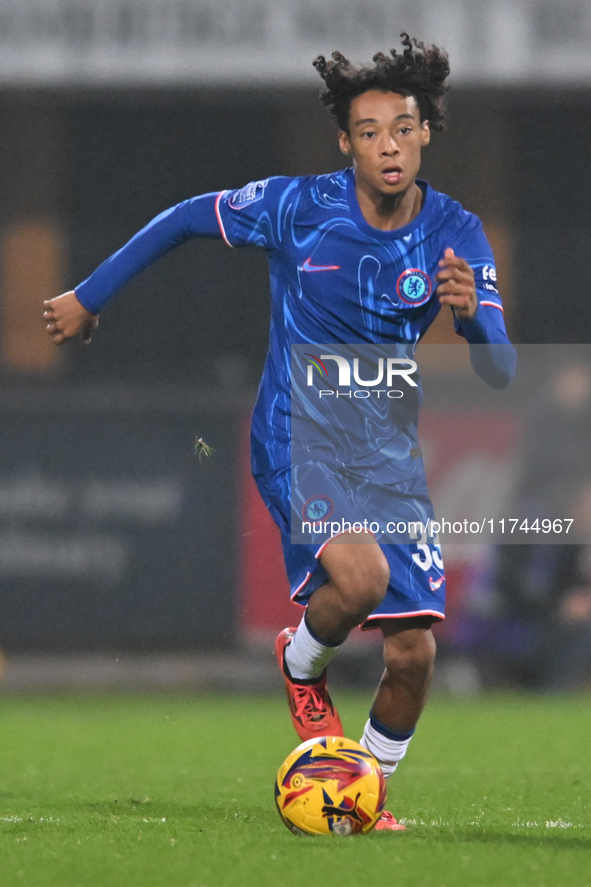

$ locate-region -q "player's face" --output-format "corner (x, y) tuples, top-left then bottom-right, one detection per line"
(338, 91), (430, 201)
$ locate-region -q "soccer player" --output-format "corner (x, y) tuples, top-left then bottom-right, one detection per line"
(43, 35), (515, 830)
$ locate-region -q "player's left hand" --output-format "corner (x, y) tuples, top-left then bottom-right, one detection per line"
(436, 248), (477, 321)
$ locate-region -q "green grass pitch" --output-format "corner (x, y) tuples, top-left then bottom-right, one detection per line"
(0, 692), (589, 887)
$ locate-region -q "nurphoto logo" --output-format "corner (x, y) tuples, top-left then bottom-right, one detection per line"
(304, 353), (417, 399)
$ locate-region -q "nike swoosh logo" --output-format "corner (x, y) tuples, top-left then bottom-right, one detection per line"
(429, 576), (445, 591)
(301, 256), (341, 272)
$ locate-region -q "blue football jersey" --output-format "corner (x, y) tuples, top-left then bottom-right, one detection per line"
(213, 168), (510, 479)
(76, 167), (513, 487)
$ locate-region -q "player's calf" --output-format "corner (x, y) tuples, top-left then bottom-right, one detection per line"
(361, 619), (436, 780)
(381, 621), (436, 705)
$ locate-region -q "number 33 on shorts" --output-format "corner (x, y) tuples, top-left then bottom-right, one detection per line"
(411, 529), (444, 572)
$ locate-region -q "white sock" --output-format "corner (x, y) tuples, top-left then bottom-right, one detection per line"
(360, 717), (415, 778)
(283, 615), (338, 681)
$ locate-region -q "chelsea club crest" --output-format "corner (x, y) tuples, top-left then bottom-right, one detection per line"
(302, 496), (334, 522)
(396, 268), (432, 307)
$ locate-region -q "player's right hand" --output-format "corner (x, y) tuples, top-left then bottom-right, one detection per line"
(43, 291), (99, 345)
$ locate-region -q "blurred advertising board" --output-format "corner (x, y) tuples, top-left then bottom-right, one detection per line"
(0, 385), (243, 652)
(0, 0), (589, 86)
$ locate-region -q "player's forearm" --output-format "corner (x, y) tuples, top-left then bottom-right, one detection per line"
(457, 303), (517, 389)
(75, 192), (221, 314)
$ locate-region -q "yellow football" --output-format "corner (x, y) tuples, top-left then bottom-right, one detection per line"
(275, 736), (386, 836)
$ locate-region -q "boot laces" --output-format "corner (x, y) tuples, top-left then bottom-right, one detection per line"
(292, 683), (330, 724)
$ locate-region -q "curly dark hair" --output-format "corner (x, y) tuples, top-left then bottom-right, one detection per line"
(313, 33), (450, 133)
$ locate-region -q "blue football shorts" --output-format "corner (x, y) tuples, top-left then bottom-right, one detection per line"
(255, 464), (446, 628)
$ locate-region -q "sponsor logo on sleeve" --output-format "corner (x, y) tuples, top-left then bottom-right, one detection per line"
(482, 264), (499, 292)
(229, 179), (269, 209)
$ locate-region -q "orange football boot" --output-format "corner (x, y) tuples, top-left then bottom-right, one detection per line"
(374, 811), (406, 831)
(275, 627), (344, 742)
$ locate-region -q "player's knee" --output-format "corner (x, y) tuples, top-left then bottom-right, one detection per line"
(346, 555), (389, 613)
(335, 557), (389, 620)
(321, 536), (390, 621)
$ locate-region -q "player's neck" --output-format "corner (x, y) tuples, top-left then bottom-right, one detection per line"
(355, 181), (423, 231)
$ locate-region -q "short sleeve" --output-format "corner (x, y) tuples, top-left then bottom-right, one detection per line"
(214, 176), (299, 250)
